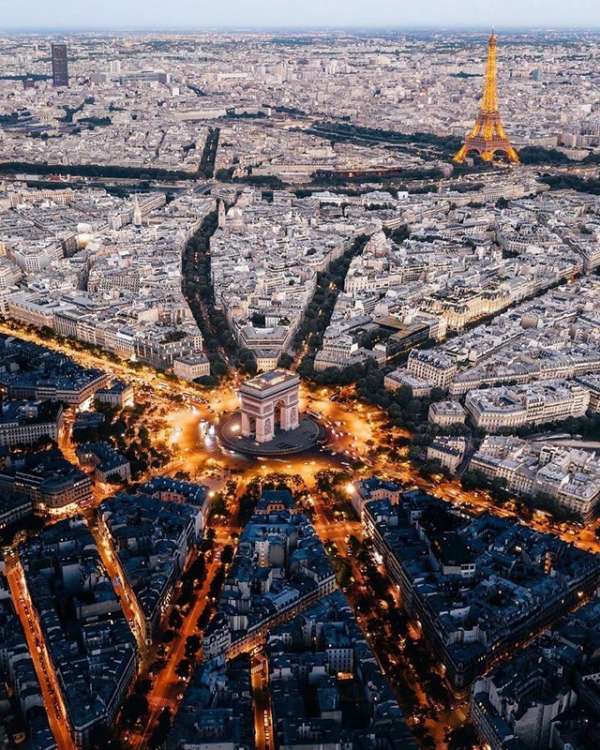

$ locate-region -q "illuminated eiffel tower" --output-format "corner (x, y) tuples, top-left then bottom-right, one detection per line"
(453, 33), (519, 164)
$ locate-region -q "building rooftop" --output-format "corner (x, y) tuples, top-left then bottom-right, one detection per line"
(364, 490), (600, 685)
(19, 518), (136, 736)
(267, 590), (417, 749)
(241, 368), (299, 393)
(472, 596), (600, 750)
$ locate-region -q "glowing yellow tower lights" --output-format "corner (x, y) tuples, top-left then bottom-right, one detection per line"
(454, 33), (520, 164)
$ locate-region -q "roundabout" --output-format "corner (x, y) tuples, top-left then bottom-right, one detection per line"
(218, 411), (324, 456)
(216, 368), (324, 456)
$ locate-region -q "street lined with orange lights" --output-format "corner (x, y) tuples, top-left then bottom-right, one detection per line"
(125, 534), (235, 749)
(5, 553), (76, 750)
(251, 653), (274, 750)
(88, 518), (148, 653)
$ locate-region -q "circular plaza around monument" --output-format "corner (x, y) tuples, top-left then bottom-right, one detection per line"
(217, 368), (324, 456)
(218, 411), (323, 456)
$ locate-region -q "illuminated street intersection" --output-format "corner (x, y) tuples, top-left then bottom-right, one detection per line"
(2, 319), (600, 750)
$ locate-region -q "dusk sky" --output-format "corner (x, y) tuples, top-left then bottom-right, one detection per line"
(4, 0), (600, 30)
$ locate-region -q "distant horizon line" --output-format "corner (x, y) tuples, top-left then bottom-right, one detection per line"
(1, 23), (600, 34)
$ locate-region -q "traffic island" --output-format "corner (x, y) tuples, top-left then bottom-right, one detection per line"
(218, 411), (323, 456)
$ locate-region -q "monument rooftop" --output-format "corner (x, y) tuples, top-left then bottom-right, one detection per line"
(240, 369), (299, 394)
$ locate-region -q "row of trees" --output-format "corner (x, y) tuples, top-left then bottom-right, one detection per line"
(335, 535), (466, 748)
(198, 127), (220, 178)
(78, 116), (112, 128)
(459, 468), (584, 523)
(215, 168), (286, 189)
(308, 120), (462, 157)
(181, 210), (261, 380)
(118, 536), (232, 749)
(73, 400), (169, 480)
(180, 211), (229, 381)
(540, 172), (600, 196)
(520, 145), (600, 167)
(310, 166), (445, 185)
(294, 234), (370, 370)
(0, 160), (196, 181)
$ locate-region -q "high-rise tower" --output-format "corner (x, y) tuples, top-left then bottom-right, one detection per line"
(453, 34), (519, 164)
(51, 43), (69, 87)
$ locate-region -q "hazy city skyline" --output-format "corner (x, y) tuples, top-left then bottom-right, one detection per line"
(4, 0), (600, 30)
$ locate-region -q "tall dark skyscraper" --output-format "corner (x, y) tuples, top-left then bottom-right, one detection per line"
(51, 43), (69, 87)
